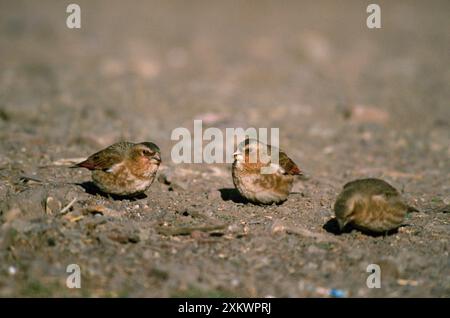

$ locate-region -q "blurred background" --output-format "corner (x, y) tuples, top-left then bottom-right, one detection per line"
(1, 0), (448, 152)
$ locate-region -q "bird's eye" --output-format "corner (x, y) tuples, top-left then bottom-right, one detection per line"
(142, 150), (152, 156)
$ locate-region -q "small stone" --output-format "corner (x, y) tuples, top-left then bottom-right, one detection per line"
(191, 230), (208, 239)
(322, 146), (334, 154)
(397, 279), (419, 286)
(307, 245), (325, 255)
(138, 229), (150, 242)
(107, 229), (140, 244)
(45, 197), (62, 215)
(305, 262), (318, 270)
(206, 190), (221, 200)
(169, 181), (188, 192)
(347, 249), (364, 261)
(270, 220), (287, 235)
(231, 278), (240, 287)
(8, 266), (17, 276)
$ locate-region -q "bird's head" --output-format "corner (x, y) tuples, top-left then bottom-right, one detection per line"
(129, 142), (161, 165)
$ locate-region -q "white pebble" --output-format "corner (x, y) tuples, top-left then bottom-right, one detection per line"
(8, 266), (17, 275)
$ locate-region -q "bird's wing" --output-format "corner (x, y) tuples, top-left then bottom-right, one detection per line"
(75, 143), (129, 171)
(278, 151), (302, 175)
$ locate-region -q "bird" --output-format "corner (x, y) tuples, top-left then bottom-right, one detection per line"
(73, 141), (161, 197)
(334, 178), (415, 234)
(232, 138), (302, 205)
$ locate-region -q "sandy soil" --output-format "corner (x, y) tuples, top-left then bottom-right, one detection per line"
(0, 0), (449, 297)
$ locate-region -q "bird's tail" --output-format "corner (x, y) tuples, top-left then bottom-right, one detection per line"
(70, 160), (88, 169)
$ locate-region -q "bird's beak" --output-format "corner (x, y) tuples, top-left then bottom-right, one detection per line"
(337, 218), (349, 231)
(153, 153), (161, 163)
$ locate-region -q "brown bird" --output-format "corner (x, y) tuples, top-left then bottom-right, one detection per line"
(232, 138), (302, 205)
(74, 141), (161, 197)
(334, 178), (414, 233)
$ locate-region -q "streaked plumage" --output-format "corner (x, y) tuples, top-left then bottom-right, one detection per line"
(232, 138), (302, 205)
(334, 178), (412, 233)
(74, 141), (161, 197)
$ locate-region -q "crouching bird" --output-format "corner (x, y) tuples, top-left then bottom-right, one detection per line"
(334, 178), (416, 234)
(232, 138), (302, 205)
(74, 141), (161, 197)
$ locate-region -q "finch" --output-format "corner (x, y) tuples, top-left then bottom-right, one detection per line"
(74, 141), (161, 197)
(232, 138), (302, 205)
(334, 178), (415, 233)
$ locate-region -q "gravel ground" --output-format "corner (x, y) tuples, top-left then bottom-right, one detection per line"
(0, 0), (449, 297)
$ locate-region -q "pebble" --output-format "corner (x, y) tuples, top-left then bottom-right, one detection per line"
(45, 197), (62, 215)
(8, 266), (17, 276)
(270, 220), (287, 235)
(206, 190), (222, 200)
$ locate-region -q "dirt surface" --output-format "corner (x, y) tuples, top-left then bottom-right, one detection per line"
(0, 0), (449, 297)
